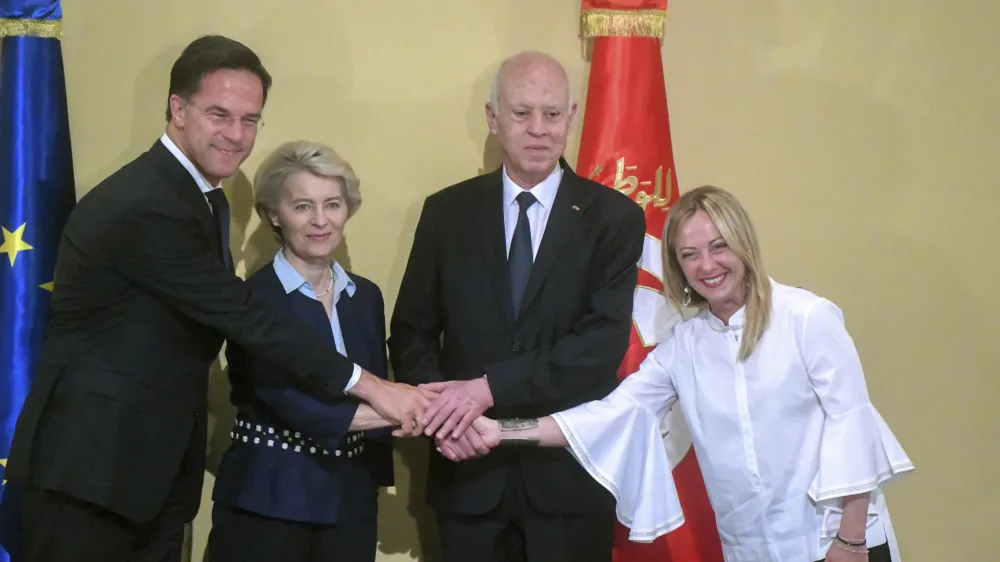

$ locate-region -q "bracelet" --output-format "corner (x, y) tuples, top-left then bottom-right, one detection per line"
(832, 540), (868, 555)
(498, 418), (539, 431)
(497, 418), (539, 446)
(498, 437), (540, 446)
(835, 533), (867, 547)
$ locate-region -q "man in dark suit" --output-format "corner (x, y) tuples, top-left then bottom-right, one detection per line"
(388, 51), (645, 562)
(2, 35), (427, 562)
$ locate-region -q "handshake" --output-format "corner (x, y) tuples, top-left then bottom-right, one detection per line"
(357, 373), (503, 461)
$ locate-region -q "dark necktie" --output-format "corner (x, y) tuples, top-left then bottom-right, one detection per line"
(205, 188), (234, 272)
(508, 191), (537, 318)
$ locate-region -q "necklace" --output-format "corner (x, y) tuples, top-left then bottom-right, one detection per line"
(314, 266), (335, 298)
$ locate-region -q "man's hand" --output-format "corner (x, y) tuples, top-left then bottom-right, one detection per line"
(349, 371), (435, 435)
(434, 417), (500, 461)
(418, 377), (494, 439)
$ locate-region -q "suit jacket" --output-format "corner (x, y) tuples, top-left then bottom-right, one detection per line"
(212, 262), (394, 525)
(6, 139), (359, 524)
(388, 162), (646, 515)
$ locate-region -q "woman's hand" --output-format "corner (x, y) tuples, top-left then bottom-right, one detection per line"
(471, 416), (501, 449)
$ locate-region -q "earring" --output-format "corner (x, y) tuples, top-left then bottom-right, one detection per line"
(682, 285), (691, 307)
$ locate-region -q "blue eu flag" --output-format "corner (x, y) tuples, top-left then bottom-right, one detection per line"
(0, 2), (77, 559)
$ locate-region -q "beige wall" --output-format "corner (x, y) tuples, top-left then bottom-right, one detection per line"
(57, 0), (998, 560)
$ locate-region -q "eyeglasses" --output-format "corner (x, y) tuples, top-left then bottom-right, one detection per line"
(187, 102), (264, 131)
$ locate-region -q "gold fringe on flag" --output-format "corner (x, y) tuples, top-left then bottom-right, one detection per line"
(580, 9), (666, 39)
(0, 18), (62, 39)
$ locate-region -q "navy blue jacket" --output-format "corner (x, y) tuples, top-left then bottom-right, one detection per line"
(212, 261), (394, 524)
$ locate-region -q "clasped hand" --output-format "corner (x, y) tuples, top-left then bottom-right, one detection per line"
(433, 416), (500, 462)
(388, 378), (502, 462)
(422, 379), (504, 462)
(368, 379), (438, 436)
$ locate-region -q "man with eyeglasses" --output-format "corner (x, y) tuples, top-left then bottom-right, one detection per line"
(2, 34), (431, 562)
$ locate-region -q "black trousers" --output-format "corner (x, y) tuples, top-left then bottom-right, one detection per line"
(815, 541), (892, 562)
(14, 484), (188, 562)
(206, 503), (377, 562)
(436, 469), (615, 562)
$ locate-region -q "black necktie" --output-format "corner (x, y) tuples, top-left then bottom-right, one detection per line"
(508, 191), (537, 317)
(205, 188), (233, 272)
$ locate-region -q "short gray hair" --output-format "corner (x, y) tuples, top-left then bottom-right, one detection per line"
(253, 140), (362, 240)
(489, 51), (573, 112)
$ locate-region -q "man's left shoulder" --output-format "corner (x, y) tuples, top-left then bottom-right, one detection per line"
(567, 172), (643, 222)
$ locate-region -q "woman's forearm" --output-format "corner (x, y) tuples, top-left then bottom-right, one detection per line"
(494, 416), (569, 447)
(837, 492), (870, 542)
(348, 404), (396, 431)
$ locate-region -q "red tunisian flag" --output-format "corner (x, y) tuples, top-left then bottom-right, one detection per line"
(575, 1), (723, 561)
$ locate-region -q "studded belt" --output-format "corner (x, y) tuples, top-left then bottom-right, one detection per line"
(230, 419), (365, 459)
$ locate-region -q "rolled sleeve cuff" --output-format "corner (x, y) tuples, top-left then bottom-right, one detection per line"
(342, 363), (362, 394)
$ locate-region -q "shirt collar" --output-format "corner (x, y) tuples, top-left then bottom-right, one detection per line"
(700, 303), (746, 331)
(502, 162), (563, 212)
(159, 132), (221, 195)
(698, 276), (776, 331)
(272, 248), (356, 299)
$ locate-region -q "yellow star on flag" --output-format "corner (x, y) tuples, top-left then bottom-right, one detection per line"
(40, 281), (54, 292)
(0, 223), (34, 266)
(1, 457), (6, 486)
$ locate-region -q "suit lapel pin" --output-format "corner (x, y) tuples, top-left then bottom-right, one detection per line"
(571, 204), (580, 211)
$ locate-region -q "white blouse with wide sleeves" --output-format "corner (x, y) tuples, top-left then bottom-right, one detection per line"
(553, 281), (914, 561)
(553, 338), (684, 542)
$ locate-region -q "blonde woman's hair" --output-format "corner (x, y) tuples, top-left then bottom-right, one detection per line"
(662, 185), (772, 361)
(253, 140), (361, 241)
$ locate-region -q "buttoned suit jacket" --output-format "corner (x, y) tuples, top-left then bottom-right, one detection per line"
(389, 161), (646, 515)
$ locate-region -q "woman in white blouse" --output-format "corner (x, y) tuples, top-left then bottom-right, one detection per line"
(455, 186), (914, 561)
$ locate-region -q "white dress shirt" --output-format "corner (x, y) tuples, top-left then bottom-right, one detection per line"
(160, 133), (218, 199)
(158, 133), (362, 391)
(553, 280), (914, 562)
(502, 164), (563, 260)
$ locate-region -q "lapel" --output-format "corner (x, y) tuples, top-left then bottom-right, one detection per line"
(336, 282), (366, 365)
(518, 166), (591, 318)
(147, 140), (223, 261)
(286, 286), (331, 344)
(476, 170), (515, 326)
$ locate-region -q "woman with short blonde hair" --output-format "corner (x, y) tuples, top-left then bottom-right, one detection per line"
(252, 140), (363, 238)
(209, 140), (395, 562)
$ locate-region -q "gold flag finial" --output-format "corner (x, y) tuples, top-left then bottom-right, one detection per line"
(580, 9), (666, 39)
(0, 18), (63, 39)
